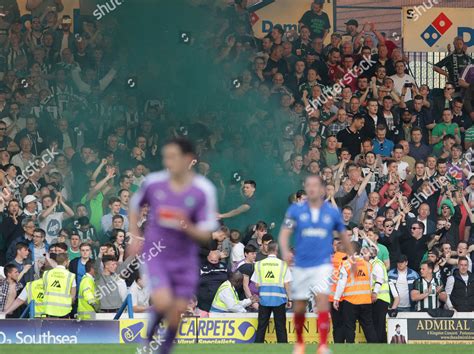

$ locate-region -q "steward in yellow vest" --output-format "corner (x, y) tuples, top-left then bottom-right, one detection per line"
(252, 242), (291, 343)
(210, 272), (255, 313)
(367, 246), (390, 343)
(77, 259), (99, 320)
(42, 253), (76, 318)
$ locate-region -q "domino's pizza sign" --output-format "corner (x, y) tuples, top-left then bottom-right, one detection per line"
(420, 12), (453, 47)
(403, 7), (474, 53)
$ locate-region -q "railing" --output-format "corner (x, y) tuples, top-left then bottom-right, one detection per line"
(20, 300), (35, 319)
(14, 295), (134, 320)
(406, 51), (474, 89)
(113, 293), (134, 320)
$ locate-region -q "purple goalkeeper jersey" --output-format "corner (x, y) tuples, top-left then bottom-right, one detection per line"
(130, 171), (219, 264)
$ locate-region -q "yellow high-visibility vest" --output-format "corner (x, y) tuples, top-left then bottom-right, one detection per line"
(255, 256), (288, 307)
(42, 267), (75, 317)
(370, 258), (390, 303)
(77, 274), (98, 320)
(210, 281), (239, 312)
(25, 279), (45, 317)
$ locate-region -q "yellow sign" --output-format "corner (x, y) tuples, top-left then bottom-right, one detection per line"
(119, 317), (367, 344)
(402, 7), (474, 53)
(250, 0), (334, 44)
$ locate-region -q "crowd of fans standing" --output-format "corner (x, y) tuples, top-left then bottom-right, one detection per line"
(0, 0), (472, 335)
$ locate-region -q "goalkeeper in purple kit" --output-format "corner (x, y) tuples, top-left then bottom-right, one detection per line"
(128, 138), (218, 354)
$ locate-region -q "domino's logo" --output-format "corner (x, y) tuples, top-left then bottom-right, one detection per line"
(420, 13), (453, 46)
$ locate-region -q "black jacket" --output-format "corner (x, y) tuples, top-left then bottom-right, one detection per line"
(197, 261), (228, 312)
(360, 114), (387, 140)
(450, 270), (474, 312)
(6, 234), (32, 264)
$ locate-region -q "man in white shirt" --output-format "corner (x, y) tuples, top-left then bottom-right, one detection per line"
(39, 193), (75, 244)
(383, 145), (409, 180)
(388, 255), (420, 312)
(11, 137), (36, 172)
(390, 60), (416, 102)
(130, 275), (150, 313)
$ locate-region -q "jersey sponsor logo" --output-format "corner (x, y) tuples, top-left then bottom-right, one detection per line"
(265, 270), (275, 279)
(154, 190), (166, 201)
(301, 228), (328, 238)
(299, 213), (309, 222)
(51, 280), (62, 288)
(184, 196), (196, 207)
(322, 215), (331, 224)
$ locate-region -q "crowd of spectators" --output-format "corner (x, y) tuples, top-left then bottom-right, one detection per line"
(0, 0), (473, 322)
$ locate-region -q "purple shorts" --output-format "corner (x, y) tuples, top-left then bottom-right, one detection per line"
(144, 259), (199, 299)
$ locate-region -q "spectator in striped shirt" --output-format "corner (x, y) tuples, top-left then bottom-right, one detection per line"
(410, 261), (447, 312)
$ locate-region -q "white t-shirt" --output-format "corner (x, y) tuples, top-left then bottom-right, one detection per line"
(129, 281), (150, 308)
(231, 242), (245, 264)
(383, 160), (409, 181)
(40, 212), (65, 244)
(396, 271), (410, 308)
(390, 74), (416, 102)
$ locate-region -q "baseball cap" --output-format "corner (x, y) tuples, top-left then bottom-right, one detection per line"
(345, 19), (359, 27)
(397, 255), (408, 263)
(23, 195), (38, 204)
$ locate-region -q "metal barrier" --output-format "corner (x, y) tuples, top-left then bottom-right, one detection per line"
(19, 300), (35, 319)
(113, 293), (134, 320)
(407, 51), (474, 89)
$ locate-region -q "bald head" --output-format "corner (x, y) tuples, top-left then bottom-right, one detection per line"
(267, 241), (278, 255)
(207, 250), (220, 264)
(230, 271), (244, 288)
